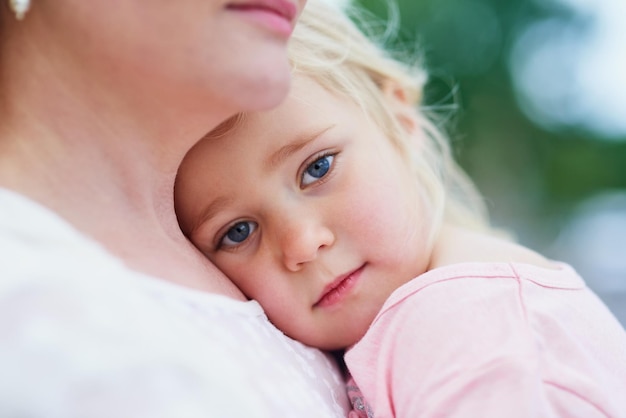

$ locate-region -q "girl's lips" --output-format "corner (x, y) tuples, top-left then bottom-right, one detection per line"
(226, 0), (298, 37)
(314, 265), (366, 308)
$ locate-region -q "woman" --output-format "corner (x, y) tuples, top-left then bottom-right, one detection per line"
(0, 1), (348, 416)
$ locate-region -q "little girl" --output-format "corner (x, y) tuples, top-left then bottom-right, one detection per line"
(175, 0), (626, 416)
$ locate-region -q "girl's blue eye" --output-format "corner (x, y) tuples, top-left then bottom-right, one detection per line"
(220, 221), (257, 248)
(302, 154), (334, 186)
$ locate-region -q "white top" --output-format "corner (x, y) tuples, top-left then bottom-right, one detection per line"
(0, 188), (349, 418)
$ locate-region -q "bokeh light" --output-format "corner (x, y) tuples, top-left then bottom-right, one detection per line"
(509, 0), (626, 139)
(551, 191), (626, 324)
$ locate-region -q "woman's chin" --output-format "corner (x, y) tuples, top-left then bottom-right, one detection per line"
(240, 72), (293, 112)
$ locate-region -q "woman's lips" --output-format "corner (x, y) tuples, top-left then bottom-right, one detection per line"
(226, 0), (298, 37)
(314, 265), (365, 308)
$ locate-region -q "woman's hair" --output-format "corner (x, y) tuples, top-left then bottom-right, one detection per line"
(208, 0), (497, 243)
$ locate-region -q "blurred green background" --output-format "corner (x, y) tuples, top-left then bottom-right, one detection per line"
(354, 0), (626, 323)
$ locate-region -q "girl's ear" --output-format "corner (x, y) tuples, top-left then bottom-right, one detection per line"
(381, 80), (420, 134)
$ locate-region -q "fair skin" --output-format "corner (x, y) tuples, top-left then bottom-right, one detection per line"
(0, 0), (306, 296)
(176, 75), (555, 350)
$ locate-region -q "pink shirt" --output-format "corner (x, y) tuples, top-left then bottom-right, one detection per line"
(345, 262), (626, 418)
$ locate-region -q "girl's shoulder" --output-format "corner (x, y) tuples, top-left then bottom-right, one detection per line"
(430, 224), (557, 271)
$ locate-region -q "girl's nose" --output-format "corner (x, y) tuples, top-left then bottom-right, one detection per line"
(279, 217), (335, 272)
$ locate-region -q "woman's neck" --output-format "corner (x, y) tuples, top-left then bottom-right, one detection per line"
(0, 36), (245, 298)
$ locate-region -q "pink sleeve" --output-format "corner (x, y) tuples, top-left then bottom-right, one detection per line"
(345, 275), (614, 417)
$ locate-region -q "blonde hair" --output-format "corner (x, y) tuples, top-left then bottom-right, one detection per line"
(210, 0), (496, 242)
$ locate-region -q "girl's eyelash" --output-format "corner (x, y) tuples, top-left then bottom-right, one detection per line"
(214, 232), (226, 251)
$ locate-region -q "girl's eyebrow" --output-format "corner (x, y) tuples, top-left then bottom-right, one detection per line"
(192, 195), (234, 237)
(265, 125), (335, 169)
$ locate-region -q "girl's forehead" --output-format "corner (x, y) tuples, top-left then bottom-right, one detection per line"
(191, 75), (375, 168)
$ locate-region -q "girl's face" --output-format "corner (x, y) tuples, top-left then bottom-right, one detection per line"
(33, 0), (306, 114)
(176, 76), (433, 349)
